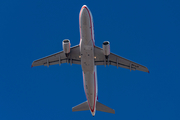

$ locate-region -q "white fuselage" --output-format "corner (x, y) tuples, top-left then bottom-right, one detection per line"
(79, 5), (97, 116)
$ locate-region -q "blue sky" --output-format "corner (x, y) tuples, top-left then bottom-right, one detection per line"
(0, 0), (180, 120)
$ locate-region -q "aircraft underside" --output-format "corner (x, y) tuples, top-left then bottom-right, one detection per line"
(32, 5), (149, 116)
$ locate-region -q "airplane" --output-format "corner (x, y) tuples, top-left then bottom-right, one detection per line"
(31, 5), (149, 116)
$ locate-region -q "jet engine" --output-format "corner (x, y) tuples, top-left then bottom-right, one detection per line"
(102, 41), (110, 59)
(62, 39), (71, 57)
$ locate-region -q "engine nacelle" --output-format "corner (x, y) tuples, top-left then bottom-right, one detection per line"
(102, 41), (110, 58)
(62, 39), (71, 57)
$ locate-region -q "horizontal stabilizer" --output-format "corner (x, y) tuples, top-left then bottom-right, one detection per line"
(72, 101), (89, 112)
(96, 101), (115, 114)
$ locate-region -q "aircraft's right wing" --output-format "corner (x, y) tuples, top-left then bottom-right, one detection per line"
(94, 46), (149, 73)
(32, 45), (81, 67)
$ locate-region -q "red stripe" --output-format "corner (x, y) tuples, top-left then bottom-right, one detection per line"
(93, 71), (96, 112)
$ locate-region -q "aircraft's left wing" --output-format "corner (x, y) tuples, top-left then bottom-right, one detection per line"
(94, 46), (149, 73)
(32, 45), (81, 67)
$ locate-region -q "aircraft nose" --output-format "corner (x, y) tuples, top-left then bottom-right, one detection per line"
(80, 5), (90, 16)
(81, 5), (89, 10)
(81, 6), (88, 15)
(80, 6), (90, 26)
(82, 5), (87, 8)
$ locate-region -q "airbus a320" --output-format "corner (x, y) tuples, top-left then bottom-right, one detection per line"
(32, 5), (149, 116)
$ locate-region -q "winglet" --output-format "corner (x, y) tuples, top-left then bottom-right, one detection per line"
(148, 71), (150, 73)
(31, 65), (33, 68)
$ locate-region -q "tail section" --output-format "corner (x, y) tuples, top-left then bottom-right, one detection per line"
(96, 101), (115, 114)
(72, 101), (115, 114)
(72, 101), (89, 112)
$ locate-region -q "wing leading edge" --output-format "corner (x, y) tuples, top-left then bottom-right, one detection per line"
(94, 46), (149, 73)
(32, 45), (81, 67)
